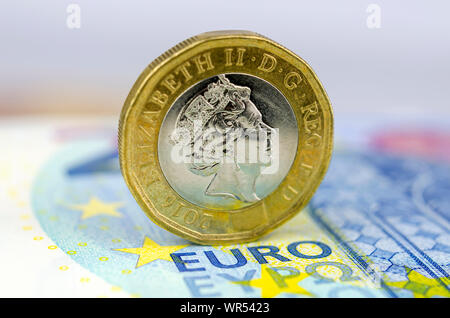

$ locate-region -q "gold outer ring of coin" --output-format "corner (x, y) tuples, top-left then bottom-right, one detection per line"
(119, 30), (333, 245)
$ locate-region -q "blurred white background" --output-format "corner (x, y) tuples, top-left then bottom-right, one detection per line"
(0, 0), (449, 116)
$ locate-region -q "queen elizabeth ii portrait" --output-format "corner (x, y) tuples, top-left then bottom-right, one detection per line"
(170, 75), (276, 203)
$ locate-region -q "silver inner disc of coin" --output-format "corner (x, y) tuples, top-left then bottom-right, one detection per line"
(158, 73), (298, 211)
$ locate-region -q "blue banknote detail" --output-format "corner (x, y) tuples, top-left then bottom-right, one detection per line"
(310, 150), (450, 297)
(32, 139), (260, 297)
(31, 139), (387, 297)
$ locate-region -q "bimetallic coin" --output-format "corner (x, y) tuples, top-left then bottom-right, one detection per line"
(119, 31), (333, 244)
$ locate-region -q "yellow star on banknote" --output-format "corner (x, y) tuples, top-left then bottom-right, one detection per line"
(235, 265), (312, 298)
(114, 236), (189, 268)
(386, 267), (450, 298)
(69, 196), (123, 220)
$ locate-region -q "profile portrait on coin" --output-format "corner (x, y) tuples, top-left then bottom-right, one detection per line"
(170, 75), (276, 203)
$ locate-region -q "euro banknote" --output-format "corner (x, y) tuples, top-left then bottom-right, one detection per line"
(0, 115), (448, 298)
